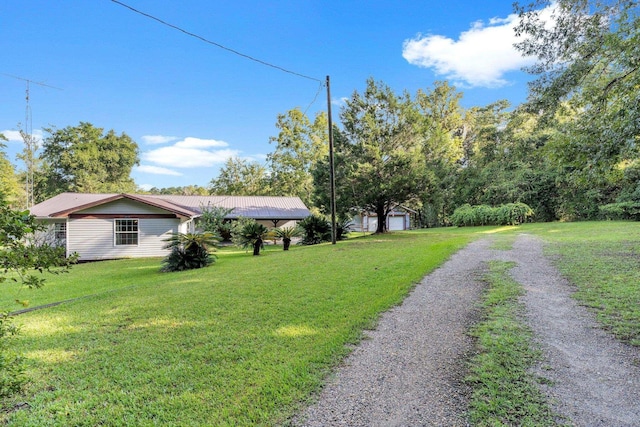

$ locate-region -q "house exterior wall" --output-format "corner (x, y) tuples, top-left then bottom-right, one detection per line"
(68, 217), (180, 260)
(78, 199), (171, 215)
(66, 199), (183, 260)
(34, 218), (68, 248)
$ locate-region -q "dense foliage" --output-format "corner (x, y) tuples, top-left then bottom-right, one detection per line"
(235, 221), (270, 255)
(161, 232), (218, 272)
(599, 202), (640, 221)
(36, 122), (139, 202)
(198, 205), (235, 241)
(298, 214), (332, 245)
(0, 312), (24, 399)
(1, 200), (75, 399)
(0, 135), (22, 207)
(451, 203), (535, 227)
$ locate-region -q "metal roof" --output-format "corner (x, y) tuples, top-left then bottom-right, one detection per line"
(30, 193), (311, 220)
(144, 195), (311, 219)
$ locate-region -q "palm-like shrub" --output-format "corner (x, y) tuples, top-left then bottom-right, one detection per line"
(273, 226), (302, 250)
(161, 232), (219, 272)
(298, 214), (331, 245)
(334, 218), (352, 241)
(237, 221), (269, 255)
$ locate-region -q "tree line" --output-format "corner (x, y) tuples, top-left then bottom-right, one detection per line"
(1, 0), (638, 230)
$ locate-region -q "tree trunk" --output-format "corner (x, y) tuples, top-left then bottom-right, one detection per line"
(253, 237), (262, 256)
(283, 237), (291, 251)
(376, 205), (387, 233)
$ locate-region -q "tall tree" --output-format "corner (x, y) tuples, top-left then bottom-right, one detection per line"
(514, 0), (640, 218)
(0, 134), (23, 206)
(36, 122), (139, 200)
(209, 156), (269, 195)
(413, 81), (465, 226)
(267, 108), (328, 206)
(337, 78), (425, 233)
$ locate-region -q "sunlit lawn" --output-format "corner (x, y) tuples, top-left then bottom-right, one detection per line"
(467, 220), (640, 426)
(523, 221), (640, 346)
(3, 221), (638, 425)
(1, 228), (479, 426)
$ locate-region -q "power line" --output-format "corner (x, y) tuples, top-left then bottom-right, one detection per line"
(109, 0), (323, 84)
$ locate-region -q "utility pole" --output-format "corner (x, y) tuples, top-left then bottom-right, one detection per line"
(2, 73), (62, 208)
(326, 75), (337, 244)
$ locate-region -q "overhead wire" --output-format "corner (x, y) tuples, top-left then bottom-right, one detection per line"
(109, 0), (324, 84)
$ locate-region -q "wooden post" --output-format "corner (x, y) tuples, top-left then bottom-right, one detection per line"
(326, 75), (337, 244)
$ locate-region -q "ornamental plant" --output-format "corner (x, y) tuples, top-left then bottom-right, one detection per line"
(161, 232), (219, 272)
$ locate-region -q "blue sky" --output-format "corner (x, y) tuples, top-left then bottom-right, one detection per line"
(1, 1), (546, 190)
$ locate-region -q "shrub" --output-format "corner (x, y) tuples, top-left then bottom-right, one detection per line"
(235, 221), (269, 256)
(161, 232), (218, 272)
(599, 202), (640, 221)
(272, 226), (302, 251)
(198, 205), (235, 241)
(0, 313), (25, 399)
(451, 203), (534, 227)
(298, 215), (331, 245)
(334, 217), (352, 241)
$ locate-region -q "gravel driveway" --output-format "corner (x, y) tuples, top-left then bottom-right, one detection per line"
(293, 234), (640, 426)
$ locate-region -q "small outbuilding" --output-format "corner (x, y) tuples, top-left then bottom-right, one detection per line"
(349, 208), (413, 232)
(30, 193), (310, 261)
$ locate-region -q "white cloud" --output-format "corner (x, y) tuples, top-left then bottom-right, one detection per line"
(135, 165), (183, 176)
(402, 10), (545, 88)
(142, 145), (239, 168)
(1, 129), (44, 142)
(331, 97), (348, 107)
(138, 183), (154, 191)
(141, 135), (178, 145)
(174, 137), (229, 149)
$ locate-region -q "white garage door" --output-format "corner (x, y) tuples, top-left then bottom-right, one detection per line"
(388, 216), (405, 231)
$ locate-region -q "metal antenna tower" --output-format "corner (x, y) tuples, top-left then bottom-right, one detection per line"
(2, 73), (62, 208)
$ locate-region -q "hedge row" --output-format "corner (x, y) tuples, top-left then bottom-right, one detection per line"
(451, 203), (534, 227)
(598, 202), (640, 221)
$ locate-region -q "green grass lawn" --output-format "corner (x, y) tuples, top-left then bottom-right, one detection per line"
(466, 220), (640, 426)
(2, 221), (638, 426)
(466, 261), (556, 427)
(1, 228), (478, 426)
(522, 221), (640, 347)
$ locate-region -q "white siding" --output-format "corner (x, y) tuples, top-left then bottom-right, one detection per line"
(68, 217), (180, 261)
(78, 199), (169, 215)
(34, 219), (67, 248)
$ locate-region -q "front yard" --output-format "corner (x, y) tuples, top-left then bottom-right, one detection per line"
(1, 229), (473, 426)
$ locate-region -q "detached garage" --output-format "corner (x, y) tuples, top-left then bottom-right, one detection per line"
(349, 208), (412, 232)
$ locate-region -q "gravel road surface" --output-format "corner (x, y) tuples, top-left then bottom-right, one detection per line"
(293, 234), (640, 426)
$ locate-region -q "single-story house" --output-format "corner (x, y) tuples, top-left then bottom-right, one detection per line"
(29, 193), (311, 261)
(349, 208), (414, 232)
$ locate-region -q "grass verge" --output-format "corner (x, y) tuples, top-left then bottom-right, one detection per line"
(1, 229), (478, 426)
(466, 261), (556, 426)
(523, 221), (640, 347)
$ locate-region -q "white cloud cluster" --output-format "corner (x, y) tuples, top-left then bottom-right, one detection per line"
(141, 135), (178, 145)
(1, 129), (44, 142)
(137, 135), (239, 176)
(402, 10), (545, 88)
(135, 165), (183, 176)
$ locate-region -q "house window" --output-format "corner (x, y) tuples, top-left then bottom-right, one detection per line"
(54, 223), (66, 241)
(115, 219), (139, 245)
